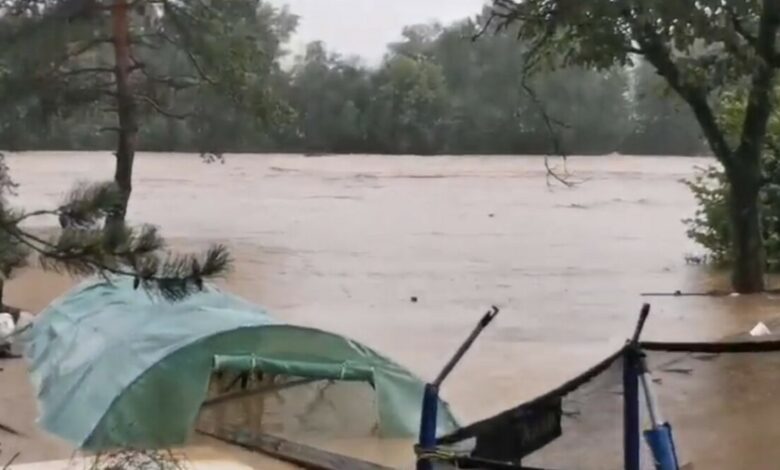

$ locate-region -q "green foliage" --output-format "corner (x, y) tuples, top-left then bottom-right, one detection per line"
(684, 88), (780, 270)
(0, 5), (704, 156)
(683, 165), (731, 264)
(0, 0), (296, 155)
(623, 61), (708, 155)
(486, 0), (780, 292)
(0, 153), (231, 299)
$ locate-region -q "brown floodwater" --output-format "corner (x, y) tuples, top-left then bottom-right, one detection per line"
(5, 152), (780, 468)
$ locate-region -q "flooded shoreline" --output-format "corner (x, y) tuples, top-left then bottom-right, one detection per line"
(4, 152), (780, 467)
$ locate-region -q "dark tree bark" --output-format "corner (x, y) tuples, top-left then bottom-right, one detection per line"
(108, 0), (137, 227)
(630, 1), (778, 293)
(723, 0), (780, 293)
(727, 157), (766, 292)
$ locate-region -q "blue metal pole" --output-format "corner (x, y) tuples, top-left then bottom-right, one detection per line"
(417, 383), (439, 470)
(624, 348), (641, 470)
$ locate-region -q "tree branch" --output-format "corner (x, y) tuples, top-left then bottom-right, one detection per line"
(624, 9), (735, 170)
(135, 94), (193, 119)
(737, 0), (780, 161)
(155, 11), (218, 85)
(136, 63), (200, 90)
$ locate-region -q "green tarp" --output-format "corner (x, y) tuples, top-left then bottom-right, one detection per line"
(22, 277), (458, 450)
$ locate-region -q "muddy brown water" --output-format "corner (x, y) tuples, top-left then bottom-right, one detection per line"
(4, 152), (780, 468)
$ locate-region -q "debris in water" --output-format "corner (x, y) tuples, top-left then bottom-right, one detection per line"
(750, 322), (771, 337)
(410, 296), (418, 303)
(661, 367), (693, 375)
(488, 213), (495, 218)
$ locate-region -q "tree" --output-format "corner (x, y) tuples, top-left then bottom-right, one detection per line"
(487, 0), (780, 293)
(282, 42), (373, 153)
(367, 54), (450, 154)
(623, 60), (707, 155)
(389, 16), (631, 156)
(685, 86), (780, 271)
(0, 0), (292, 226)
(0, 152), (230, 304)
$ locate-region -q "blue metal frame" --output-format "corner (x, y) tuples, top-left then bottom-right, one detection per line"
(415, 305), (674, 470)
(416, 348), (666, 470)
(417, 383), (439, 470)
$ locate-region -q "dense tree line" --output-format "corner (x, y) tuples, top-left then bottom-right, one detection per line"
(0, 5), (707, 156)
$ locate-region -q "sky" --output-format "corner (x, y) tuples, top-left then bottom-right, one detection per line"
(269, 0), (487, 64)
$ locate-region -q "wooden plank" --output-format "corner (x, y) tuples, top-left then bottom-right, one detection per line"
(196, 427), (394, 470)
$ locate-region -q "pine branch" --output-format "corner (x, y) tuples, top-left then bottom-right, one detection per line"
(58, 181), (121, 227)
(0, 177), (231, 300)
(7, 223), (231, 300)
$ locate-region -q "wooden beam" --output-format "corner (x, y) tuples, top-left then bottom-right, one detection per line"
(196, 427), (394, 470)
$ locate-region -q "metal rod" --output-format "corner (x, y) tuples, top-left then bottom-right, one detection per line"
(416, 384), (439, 470)
(624, 304), (650, 470)
(433, 306), (499, 388)
(639, 370), (663, 427)
(631, 303), (651, 345)
(624, 348), (641, 470)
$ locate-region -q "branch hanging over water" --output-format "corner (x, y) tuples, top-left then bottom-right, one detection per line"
(484, 3), (584, 188)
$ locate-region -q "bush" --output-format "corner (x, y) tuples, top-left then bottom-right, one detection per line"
(683, 89), (780, 270)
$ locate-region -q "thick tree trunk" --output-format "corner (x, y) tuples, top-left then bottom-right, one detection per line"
(108, 0), (137, 227)
(727, 157), (766, 293)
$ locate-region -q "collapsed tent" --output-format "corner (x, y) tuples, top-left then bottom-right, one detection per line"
(22, 277), (458, 450)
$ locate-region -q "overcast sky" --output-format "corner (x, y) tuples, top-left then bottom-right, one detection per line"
(269, 0), (487, 64)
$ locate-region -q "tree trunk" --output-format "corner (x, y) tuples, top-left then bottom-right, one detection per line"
(107, 0), (137, 227)
(728, 157), (766, 293)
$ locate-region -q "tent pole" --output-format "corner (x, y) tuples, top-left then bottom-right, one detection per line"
(625, 304), (650, 470)
(624, 347), (641, 470)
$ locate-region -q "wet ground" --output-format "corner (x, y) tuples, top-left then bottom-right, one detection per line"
(2, 152), (780, 468)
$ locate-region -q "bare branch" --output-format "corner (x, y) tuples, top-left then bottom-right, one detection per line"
(135, 94), (193, 119)
(134, 61), (200, 90)
(519, 78), (575, 187)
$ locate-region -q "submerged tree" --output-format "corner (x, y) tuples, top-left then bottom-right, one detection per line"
(684, 86), (780, 272)
(487, 0), (780, 293)
(0, 0), (293, 225)
(0, 152), (231, 305)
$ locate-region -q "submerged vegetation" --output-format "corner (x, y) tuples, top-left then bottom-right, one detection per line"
(685, 88), (780, 272)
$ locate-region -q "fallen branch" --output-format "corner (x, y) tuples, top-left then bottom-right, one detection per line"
(0, 421), (23, 437)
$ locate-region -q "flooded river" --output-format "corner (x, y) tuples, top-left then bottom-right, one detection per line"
(5, 152), (780, 467)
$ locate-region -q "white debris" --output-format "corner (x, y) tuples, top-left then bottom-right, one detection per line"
(0, 313), (14, 348)
(750, 321), (772, 337)
(0, 311), (34, 355)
